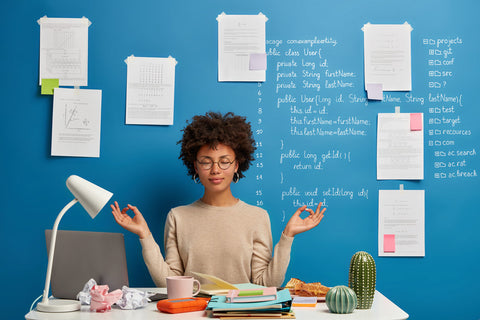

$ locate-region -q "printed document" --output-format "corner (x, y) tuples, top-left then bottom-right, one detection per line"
(377, 113), (424, 180)
(363, 23), (412, 91)
(38, 17), (90, 86)
(125, 56), (176, 125)
(378, 189), (425, 257)
(51, 88), (102, 157)
(217, 13), (267, 82)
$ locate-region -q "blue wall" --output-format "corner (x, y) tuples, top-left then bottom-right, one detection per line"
(2, 1), (479, 319)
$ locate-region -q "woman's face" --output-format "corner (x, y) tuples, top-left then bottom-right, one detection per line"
(194, 143), (238, 195)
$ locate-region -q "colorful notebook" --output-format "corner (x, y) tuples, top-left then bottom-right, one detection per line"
(206, 289), (292, 314)
(227, 287), (277, 303)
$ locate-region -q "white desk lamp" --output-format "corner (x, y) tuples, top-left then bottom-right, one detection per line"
(36, 175), (113, 313)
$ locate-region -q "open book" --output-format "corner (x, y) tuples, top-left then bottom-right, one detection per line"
(191, 272), (263, 295)
(191, 272), (238, 295)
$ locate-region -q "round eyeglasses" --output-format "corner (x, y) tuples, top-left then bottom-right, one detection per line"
(196, 158), (236, 170)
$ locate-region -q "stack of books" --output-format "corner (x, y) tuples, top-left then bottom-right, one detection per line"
(206, 287), (294, 319)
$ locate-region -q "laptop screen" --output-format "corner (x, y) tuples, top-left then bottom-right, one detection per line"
(45, 230), (129, 299)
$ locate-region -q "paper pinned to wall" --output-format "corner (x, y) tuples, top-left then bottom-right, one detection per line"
(217, 12), (268, 82)
(378, 189), (425, 257)
(363, 22), (412, 91)
(38, 16), (90, 87)
(377, 113), (424, 180)
(125, 55), (177, 125)
(51, 88), (102, 157)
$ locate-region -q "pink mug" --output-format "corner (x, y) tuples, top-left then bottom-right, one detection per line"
(166, 276), (201, 299)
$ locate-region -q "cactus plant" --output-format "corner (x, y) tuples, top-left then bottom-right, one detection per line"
(348, 251), (376, 309)
(325, 285), (357, 314)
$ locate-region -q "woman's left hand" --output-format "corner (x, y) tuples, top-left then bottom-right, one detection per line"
(283, 202), (326, 237)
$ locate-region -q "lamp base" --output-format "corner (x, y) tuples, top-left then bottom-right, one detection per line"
(37, 299), (81, 312)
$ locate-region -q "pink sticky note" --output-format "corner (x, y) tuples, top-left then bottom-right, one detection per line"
(410, 113), (423, 131)
(249, 53), (267, 70)
(384, 234), (396, 253)
(366, 83), (383, 100)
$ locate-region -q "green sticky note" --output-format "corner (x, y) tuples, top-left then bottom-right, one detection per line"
(238, 289), (263, 296)
(41, 79), (59, 95)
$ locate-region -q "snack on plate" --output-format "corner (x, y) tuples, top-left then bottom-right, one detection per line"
(285, 278), (303, 289)
(285, 278), (330, 297)
(295, 282), (330, 297)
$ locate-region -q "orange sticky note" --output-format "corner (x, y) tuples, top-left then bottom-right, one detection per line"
(410, 113), (423, 131)
(384, 234), (396, 253)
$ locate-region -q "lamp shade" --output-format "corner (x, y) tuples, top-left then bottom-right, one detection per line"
(66, 175), (113, 219)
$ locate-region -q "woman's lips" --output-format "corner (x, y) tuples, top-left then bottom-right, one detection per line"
(209, 178), (223, 184)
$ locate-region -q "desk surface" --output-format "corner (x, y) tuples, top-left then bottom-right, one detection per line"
(25, 289), (409, 320)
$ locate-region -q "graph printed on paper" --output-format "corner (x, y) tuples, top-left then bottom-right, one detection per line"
(63, 103), (93, 131)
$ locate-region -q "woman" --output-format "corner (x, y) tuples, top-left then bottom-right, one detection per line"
(111, 112), (326, 287)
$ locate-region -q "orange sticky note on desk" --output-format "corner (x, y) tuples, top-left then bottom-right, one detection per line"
(410, 113), (422, 131)
(384, 234), (396, 253)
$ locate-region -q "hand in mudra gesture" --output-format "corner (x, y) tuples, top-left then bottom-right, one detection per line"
(111, 201), (151, 239)
(283, 202), (326, 237)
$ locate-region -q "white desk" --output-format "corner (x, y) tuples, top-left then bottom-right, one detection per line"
(25, 289), (408, 320)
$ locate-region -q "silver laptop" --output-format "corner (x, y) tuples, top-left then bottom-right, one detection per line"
(45, 230), (129, 300)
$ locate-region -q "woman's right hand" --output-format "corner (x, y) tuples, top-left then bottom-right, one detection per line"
(111, 201), (151, 239)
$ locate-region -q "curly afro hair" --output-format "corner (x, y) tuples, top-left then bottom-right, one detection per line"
(178, 112), (256, 180)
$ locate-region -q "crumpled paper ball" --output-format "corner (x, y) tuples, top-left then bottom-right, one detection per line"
(116, 286), (153, 310)
(76, 278), (97, 305)
(90, 284), (123, 312)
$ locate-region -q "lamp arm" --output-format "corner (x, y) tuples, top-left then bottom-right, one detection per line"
(41, 198), (79, 304)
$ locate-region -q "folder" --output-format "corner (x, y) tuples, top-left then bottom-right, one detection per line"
(206, 289), (292, 313)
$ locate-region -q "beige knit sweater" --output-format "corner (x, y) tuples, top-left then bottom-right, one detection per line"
(139, 199), (294, 287)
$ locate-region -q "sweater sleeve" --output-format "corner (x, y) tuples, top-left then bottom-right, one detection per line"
(139, 210), (183, 287)
(251, 213), (294, 287)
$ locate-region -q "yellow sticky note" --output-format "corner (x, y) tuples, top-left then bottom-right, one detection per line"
(41, 79), (59, 95)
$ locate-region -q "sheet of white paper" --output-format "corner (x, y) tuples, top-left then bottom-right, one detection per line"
(125, 56), (176, 125)
(51, 88), (102, 157)
(378, 189), (425, 257)
(363, 23), (412, 91)
(217, 13), (267, 82)
(38, 17), (90, 86)
(377, 113), (424, 180)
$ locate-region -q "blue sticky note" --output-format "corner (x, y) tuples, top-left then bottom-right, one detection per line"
(367, 83), (383, 100)
(249, 53), (267, 70)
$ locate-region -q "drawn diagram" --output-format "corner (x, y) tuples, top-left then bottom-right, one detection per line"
(63, 103), (92, 130)
(51, 88), (101, 157)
